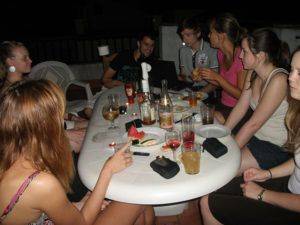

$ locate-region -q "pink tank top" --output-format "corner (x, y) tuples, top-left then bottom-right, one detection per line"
(218, 48), (244, 107)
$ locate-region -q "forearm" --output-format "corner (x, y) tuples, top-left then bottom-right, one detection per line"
(225, 99), (249, 130)
(270, 159), (295, 178)
(263, 191), (300, 213)
(81, 168), (112, 224)
(225, 91), (251, 129)
(201, 83), (217, 93)
(216, 75), (242, 99)
(103, 79), (123, 88)
(235, 120), (260, 148)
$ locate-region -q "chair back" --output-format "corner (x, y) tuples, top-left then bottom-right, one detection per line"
(29, 61), (76, 94)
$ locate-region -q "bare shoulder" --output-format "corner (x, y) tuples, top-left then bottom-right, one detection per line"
(269, 72), (288, 86)
(30, 171), (66, 201)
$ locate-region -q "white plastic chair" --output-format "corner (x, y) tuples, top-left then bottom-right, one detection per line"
(29, 61), (97, 113)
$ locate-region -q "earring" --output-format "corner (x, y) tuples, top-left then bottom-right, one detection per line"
(8, 66), (16, 73)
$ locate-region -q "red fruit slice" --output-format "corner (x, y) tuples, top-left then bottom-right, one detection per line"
(128, 125), (145, 140)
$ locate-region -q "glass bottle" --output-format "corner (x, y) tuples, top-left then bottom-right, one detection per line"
(159, 79), (174, 131)
(140, 80), (156, 125)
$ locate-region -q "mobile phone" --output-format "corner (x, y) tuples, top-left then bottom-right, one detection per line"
(125, 119), (142, 131)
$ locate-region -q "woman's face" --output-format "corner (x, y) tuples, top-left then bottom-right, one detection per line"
(9, 46), (32, 74)
(239, 38), (257, 70)
(208, 26), (220, 49)
(181, 28), (200, 47)
(289, 51), (300, 100)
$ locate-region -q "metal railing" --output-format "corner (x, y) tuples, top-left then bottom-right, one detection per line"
(19, 34), (159, 66)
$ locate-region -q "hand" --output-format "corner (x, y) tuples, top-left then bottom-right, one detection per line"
(103, 142), (132, 175)
(244, 168), (270, 182)
(199, 68), (219, 82)
(240, 182), (264, 200)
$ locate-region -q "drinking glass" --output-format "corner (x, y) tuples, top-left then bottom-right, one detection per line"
(102, 94), (120, 129)
(181, 143), (200, 175)
(181, 114), (195, 148)
(165, 130), (181, 161)
(200, 103), (215, 125)
(188, 91), (197, 107)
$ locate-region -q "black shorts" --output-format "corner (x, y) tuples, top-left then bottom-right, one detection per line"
(247, 136), (293, 170)
(208, 176), (300, 225)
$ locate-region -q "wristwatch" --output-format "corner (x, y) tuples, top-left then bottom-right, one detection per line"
(257, 189), (266, 201)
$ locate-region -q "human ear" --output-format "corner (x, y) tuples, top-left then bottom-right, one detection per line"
(256, 51), (266, 62)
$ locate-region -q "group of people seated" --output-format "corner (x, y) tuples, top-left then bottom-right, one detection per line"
(0, 12), (299, 225)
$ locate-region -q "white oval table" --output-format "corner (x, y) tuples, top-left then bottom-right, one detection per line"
(78, 86), (241, 206)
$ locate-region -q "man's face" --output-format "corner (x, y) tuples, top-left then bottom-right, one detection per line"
(181, 28), (199, 47)
(138, 36), (155, 57)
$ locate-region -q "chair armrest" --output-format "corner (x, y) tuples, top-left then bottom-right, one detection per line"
(69, 80), (93, 101)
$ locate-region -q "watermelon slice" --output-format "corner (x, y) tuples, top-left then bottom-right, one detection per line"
(128, 125), (145, 140)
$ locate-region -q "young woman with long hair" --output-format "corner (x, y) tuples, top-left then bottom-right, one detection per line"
(0, 79), (154, 225)
(199, 47), (300, 225)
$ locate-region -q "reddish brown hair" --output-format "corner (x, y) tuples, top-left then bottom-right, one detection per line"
(0, 79), (74, 192)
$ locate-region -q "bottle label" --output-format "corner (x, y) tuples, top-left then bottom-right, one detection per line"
(159, 112), (173, 129)
(141, 103), (155, 125)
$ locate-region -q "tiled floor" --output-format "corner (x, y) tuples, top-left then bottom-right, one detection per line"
(155, 200), (202, 225)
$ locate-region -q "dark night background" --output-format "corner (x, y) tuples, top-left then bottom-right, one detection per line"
(1, 0), (299, 65)
(1, 0), (299, 38)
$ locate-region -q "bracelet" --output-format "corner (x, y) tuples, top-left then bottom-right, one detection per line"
(268, 169), (273, 179)
(257, 189), (266, 201)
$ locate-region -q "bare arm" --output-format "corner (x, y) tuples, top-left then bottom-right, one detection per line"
(225, 71), (252, 130)
(200, 83), (217, 93)
(200, 68), (247, 99)
(244, 158), (295, 183)
(242, 159), (300, 212)
(37, 144), (132, 225)
(102, 67), (123, 89)
(263, 190), (300, 213)
(235, 73), (288, 148)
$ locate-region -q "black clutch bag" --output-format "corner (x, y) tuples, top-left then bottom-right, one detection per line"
(150, 156), (180, 179)
(203, 138), (228, 158)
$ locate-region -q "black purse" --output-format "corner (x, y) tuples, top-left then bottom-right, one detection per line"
(150, 156), (180, 179)
(202, 138), (228, 158)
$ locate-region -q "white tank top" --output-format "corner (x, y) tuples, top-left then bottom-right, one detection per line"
(249, 68), (288, 146)
(288, 149), (300, 194)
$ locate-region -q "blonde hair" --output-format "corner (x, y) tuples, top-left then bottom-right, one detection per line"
(285, 91), (300, 152)
(0, 41), (26, 77)
(0, 79), (74, 192)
